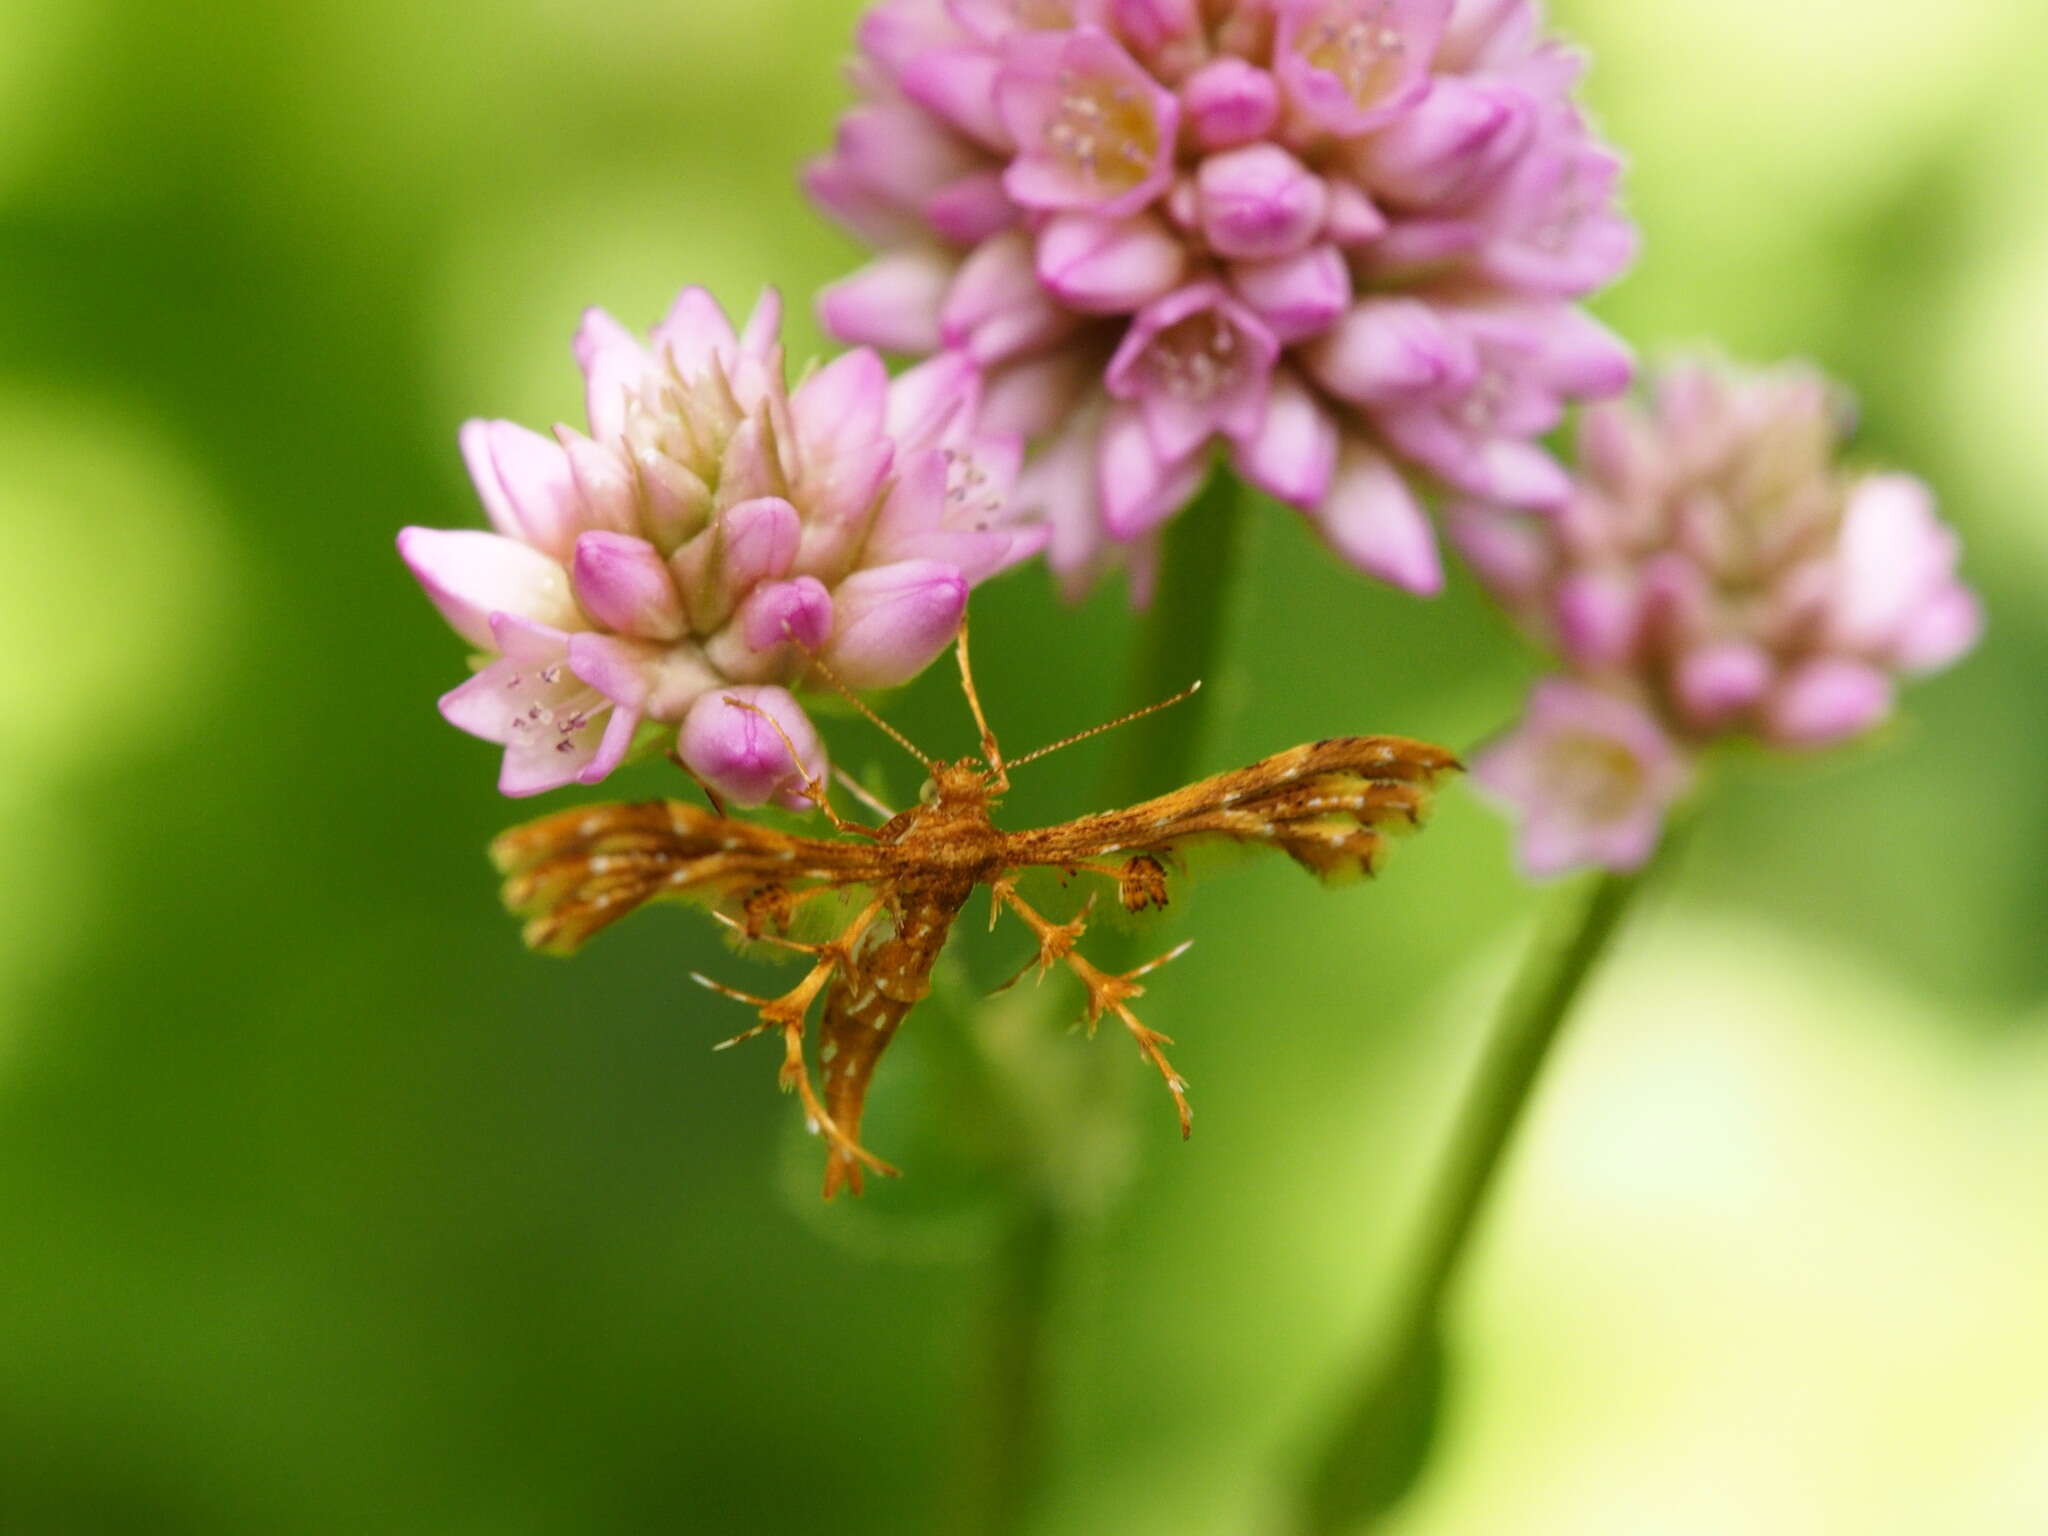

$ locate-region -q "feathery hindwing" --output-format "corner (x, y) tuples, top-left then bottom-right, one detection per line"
(1004, 736), (1460, 888)
(491, 799), (888, 955)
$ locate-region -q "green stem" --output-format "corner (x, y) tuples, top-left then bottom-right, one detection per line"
(951, 1193), (1061, 1536)
(1295, 848), (1673, 1535)
(1101, 470), (1249, 812)
(955, 470), (1250, 1536)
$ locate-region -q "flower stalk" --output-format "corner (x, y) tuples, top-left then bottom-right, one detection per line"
(958, 468), (1250, 1536)
(1290, 819), (1686, 1533)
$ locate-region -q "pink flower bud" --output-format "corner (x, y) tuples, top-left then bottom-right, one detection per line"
(1112, 0), (1200, 55)
(825, 102), (985, 222)
(666, 495), (801, 633)
(737, 576), (834, 654)
(823, 560), (969, 688)
(573, 307), (646, 441)
(1639, 552), (1714, 650)
(715, 497), (803, 595)
(819, 250), (953, 353)
(1196, 144), (1328, 261)
(1671, 641), (1772, 730)
(1481, 139), (1637, 300)
(941, 232), (1078, 365)
(885, 350), (981, 448)
(1892, 585), (1983, 676)
(791, 349), (891, 464)
(1827, 475), (1958, 654)
(1181, 58), (1280, 150)
(632, 456), (710, 555)
(458, 419), (584, 565)
(1304, 298), (1473, 405)
(678, 686), (828, 810)
(926, 170), (1020, 244)
(1553, 569), (1640, 669)
(571, 531), (687, 640)
(1229, 243), (1351, 344)
(1323, 180), (1389, 246)
(1366, 78), (1533, 207)
(1763, 659), (1894, 748)
(555, 429), (639, 539)
(897, 46), (1008, 151)
(1035, 212), (1188, 314)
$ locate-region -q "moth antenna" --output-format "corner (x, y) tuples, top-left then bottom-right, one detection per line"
(717, 693), (879, 839)
(952, 614), (1008, 789)
(668, 745), (729, 817)
(1007, 679), (1204, 772)
(788, 628), (935, 770)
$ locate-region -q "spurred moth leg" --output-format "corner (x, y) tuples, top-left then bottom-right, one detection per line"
(691, 894), (900, 1180)
(991, 881), (1197, 1138)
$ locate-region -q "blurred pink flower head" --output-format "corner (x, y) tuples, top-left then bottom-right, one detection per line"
(1454, 355), (1983, 876)
(400, 288), (1045, 801)
(1472, 678), (1688, 879)
(809, 0), (1635, 597)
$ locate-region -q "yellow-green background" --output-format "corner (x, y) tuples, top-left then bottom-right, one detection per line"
(3, 1), (2044, 1531)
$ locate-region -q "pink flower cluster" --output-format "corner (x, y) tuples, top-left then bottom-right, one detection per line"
(1461, 359), (1983, 877)
(808, 0), (1635, 596)
(400, 288), (1042, 801)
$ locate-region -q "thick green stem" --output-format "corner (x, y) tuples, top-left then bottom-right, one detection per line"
(955, 470), (1250, 1536)
(1294, 851), (1670, 1534)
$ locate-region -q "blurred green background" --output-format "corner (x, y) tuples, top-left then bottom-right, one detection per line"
(3, 0), (2045, 1531)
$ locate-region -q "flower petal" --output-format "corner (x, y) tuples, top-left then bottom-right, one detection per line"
(1313, 441), (1443, 593)
(824, 559), (969, 688)
(399, 527), (578, 648)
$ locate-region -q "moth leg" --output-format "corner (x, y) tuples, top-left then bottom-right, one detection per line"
(993, 883), (1197, 1139)
(691, 895), (901, 1181)
(1057, 855), (1171, 913)
(716, 693), (883, 841)
(987, 878), (1091, 970)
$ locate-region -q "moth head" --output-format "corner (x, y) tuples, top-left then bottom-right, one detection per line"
(916, 758), (996, 812)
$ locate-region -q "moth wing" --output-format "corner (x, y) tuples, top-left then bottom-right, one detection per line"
(1004, 736), (1459, 904)
(490, 799), (892, 955)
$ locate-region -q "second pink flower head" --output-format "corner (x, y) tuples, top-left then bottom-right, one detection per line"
(810, 0), (1636, 597)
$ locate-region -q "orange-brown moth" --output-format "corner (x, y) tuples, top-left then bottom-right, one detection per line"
(491, 623), (1458, 1197)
